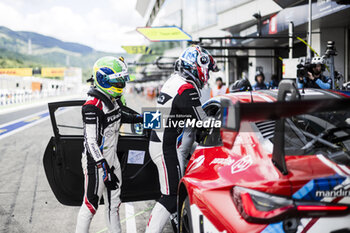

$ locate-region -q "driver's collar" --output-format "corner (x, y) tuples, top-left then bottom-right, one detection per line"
(87, 87), (119, 110)
(176, 71), (202, 97)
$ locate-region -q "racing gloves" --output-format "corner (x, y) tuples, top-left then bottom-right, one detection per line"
(135, 114), (143, 123)
(121, 111), (143, 123)
(195, 117), (216, 143)
(97, 159), (119, 190)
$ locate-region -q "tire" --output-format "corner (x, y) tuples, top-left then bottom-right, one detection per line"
(179, 196), (193, 233)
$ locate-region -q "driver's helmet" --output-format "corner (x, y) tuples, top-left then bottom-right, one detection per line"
(230, 78), (252, 93)
(178, 45), (218, 89)
(93, 56), (130, 98)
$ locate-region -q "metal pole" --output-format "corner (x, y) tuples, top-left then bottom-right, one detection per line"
(345, 29), (349, 82)
(199, 36), (299, 40)
(181, 0), (186, 49)
(225, 40), (229, 86)
(307, 0), (312, 59)
(289, 22), (294, 59)
(330, 56), (335, 90)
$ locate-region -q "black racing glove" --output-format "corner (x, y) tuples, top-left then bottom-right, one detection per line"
(195, 117), (215, 143)
(135, 114), (143, 123)
(97, 159), (119, 190)
(121, 111), (143, 124)
(196, 127), (211, 143)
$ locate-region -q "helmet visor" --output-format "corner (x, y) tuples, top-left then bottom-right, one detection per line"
(109, 71), (130, 82)
(109, 80), (125, 88)
(96, 69), (128, 89)
(107, 71), (130, 88)
(109, 76), (126, 88)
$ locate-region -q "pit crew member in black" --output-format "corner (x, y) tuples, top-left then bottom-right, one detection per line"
(145, 45), (218, 233)
(76, 56), (142, 233)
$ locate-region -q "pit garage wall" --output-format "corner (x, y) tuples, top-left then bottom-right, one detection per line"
(260, 1), (350, 82)
(312, 27), (348, 81)
(248, 50), (275, 85)
(320, 27), (347, 81)
(246, 26), (349, 85)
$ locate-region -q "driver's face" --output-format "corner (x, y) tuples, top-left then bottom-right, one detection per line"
(257, 75), (263, 83)
(313, 64), (322, 73)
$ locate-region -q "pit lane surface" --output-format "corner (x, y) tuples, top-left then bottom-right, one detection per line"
(0, 104), (48, 125)
(0, 93), (173, 233)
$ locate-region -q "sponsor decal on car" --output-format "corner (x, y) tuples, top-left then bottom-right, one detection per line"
(209, 157), (236, 166)
(187, 155), (205, 171)
(316, 188), (350, 198)
(316, 179), (350, 198)
(231, 155), (253, 174)
(262, 156), (350, 233)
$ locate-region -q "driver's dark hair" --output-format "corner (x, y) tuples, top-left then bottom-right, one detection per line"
(255, 71), (265, 82)
(216, 77), (223, 82)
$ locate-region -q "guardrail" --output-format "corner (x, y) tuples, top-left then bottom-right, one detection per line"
(0, 89), (65, 106)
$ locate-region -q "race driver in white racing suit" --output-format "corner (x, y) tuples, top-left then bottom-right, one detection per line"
(76, 56), (142, 233)
(145, 45), (218, 233)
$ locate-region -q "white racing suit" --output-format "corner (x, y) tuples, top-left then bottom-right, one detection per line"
(146, 73), (209, 233)
(76, 88), (142, 233)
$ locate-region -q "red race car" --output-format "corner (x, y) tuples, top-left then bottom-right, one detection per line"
(43, 81), (350, 233)
(177, 81), (350, 233)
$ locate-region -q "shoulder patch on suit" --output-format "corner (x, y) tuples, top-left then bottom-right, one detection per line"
(84, 98), (103, 110)
(157, 92), (172, 105)
(178, 83), (195, 95)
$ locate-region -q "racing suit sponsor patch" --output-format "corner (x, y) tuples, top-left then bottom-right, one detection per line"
(157, 92), (172, 105)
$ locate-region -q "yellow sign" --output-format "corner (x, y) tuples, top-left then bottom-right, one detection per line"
(41, 67), (65, 77)
(0, 68), (32, 76)
(137, 26), (192, 42)
(122, 46), (153, 54)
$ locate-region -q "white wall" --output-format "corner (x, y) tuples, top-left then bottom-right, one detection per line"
(190, 24), (230, 41)
(248, 49), (274, 85)
(321, 27), (346, 77)
(311, 28), (322, 55)
(217, 0), (281, 30)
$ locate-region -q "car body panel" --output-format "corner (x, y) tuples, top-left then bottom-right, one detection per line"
(180, 88), (350, 233)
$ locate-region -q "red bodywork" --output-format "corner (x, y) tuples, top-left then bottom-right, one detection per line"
(179, 90), (350, 233)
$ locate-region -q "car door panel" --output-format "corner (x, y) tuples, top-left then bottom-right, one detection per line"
(117, 135), (160, 202)
(43, 136), (84, 206)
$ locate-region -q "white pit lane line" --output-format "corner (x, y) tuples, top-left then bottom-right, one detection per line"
(125, 203), (137, 233)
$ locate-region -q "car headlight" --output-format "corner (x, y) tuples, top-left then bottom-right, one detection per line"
(232, 186), (350, 223)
